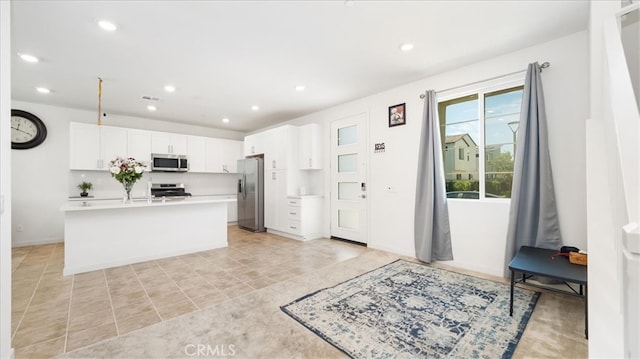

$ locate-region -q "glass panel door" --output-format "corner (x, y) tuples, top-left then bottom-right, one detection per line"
(330, 113), (368, 243)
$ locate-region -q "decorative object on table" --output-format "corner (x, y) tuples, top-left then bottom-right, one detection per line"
(10, 109), (48, 149)
(281, 259), (539, 358)
(109, 157), (146, 203)
(76, 181), (93, 197)
(388, 103), (406, 127)
(569, 252), (588, 266)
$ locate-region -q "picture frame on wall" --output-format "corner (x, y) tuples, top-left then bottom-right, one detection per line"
(388, 103), (406, 127)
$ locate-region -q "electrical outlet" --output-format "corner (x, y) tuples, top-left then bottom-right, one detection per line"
(16, 224), (24, 232)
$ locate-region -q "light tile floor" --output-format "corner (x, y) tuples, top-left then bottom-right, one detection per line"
(12, 226), (587, 358)
(11, 226), (369, 357)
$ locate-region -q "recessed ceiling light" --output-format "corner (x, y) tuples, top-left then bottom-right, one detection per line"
(251, 105), (260, 111)
(164, 85), (176, 93)
(400, 43), (414, 52)
(19, 53), (39, 63)
(98, 20), (117, 32)
(222, 118), (230, 123)
(36, 87), (50, 94)
(147, 105), (157, 111)
(295, 85), (305, 91)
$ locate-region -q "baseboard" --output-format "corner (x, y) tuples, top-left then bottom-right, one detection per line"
(266, 229), (318, 241)
(12, 237), (63, 248)
(367, 243), (415, 258)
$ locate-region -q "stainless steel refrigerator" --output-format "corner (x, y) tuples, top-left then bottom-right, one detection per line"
(237, 158), (265, 232)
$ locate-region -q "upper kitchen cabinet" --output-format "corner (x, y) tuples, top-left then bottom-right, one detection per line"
(205, 138), (224, 173)
(187, 135), (207, 173)
(244, 132), (265, 157)
(298, 124), (322, 170)
(264, 125), (298, 170)
(69, 122), (127, 170)
(99, 126), (128, 168)
(222, 139), (243, 173)
(70, 122), (100, 170)
(151, 132), (187, 155)
(127, 129), (152, 166)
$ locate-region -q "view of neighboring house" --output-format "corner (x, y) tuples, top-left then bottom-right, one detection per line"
(443, 134), (478, 182)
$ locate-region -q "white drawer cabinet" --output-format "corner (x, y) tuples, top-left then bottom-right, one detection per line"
(283, 196), (322, 239)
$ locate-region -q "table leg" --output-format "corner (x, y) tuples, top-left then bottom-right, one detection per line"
(510, 270), (515, 316)
(585, 284), (588, 339)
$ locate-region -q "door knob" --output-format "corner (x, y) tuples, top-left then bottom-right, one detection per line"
(361, 194), (366, 199)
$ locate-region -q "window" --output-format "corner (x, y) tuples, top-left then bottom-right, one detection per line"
(439, 85), (524, 199)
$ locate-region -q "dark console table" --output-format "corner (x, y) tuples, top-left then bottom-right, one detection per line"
(508, 245), (588, 338)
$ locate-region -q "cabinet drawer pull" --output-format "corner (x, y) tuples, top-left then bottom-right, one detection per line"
(289, 225), (297, 229)
(289, 212), (297, 215)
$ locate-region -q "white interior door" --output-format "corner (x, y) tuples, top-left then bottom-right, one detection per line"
(330, 113), (368, 244)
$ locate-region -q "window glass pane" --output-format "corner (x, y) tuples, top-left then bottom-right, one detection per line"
(338, 182), (359, 200)
(338, 209), (359, 230)
(337, 125), (357, 146)
(484, 87), (523, 198)
(438, 95), (479, 199)
(338, 153), (357, 173)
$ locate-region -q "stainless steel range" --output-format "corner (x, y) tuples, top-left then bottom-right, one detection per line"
(149, 183), (192, 199)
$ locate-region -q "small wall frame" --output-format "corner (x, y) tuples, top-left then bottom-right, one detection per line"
(388, 103), (406, 127)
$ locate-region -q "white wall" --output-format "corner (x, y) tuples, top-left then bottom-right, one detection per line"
(10, 101), (245, 247)
(278, 31), (589, 277)
(586, 1), (636, 357)
(0, 1), (13, 357)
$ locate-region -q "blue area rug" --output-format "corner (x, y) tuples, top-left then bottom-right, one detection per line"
(281, 260), (538, 358)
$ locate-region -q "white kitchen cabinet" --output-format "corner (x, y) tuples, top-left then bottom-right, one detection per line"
(264, 170), (288, 231)
(70, 122), (101, 170)
(189, 137), (241, 174)
(205, 138), (224, 173)
(222, 139), (243, 173)
(69, 123), (126, 170)
(244, 132), (266, 157)
(298, 124), (322, 170)
(187, 136), (207, 173)
(264, 125), (298, 170)
(127, 129), (152, 166)
(227, 199), (238, 223)
(151, 132), (187, 155)
(99, 126), (128, 168)
(284, 196), (323, 239)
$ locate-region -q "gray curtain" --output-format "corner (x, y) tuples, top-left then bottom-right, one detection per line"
(414, 90), (453, 262)
(505, 62), (562, 274)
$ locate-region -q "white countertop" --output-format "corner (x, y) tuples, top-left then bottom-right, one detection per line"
(61, 195), (236, 212)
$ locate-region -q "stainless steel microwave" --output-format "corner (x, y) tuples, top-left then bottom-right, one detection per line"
(151, 153), (189, 172)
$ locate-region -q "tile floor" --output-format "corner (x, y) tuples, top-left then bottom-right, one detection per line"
(12, 226), (587, 358)
(11, 226), (368, 357)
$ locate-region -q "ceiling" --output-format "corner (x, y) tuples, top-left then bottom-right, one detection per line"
(10, 1), (589, 133)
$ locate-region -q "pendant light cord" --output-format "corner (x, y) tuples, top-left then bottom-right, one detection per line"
(97, 77), (103, 126)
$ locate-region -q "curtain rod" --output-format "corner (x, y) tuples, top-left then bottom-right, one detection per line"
(419, 61), (550, 99)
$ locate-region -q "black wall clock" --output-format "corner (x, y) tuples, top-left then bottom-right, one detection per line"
(11, 109), (47, 149)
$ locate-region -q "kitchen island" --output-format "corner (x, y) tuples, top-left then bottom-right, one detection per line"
(60, 196), (235, 275)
